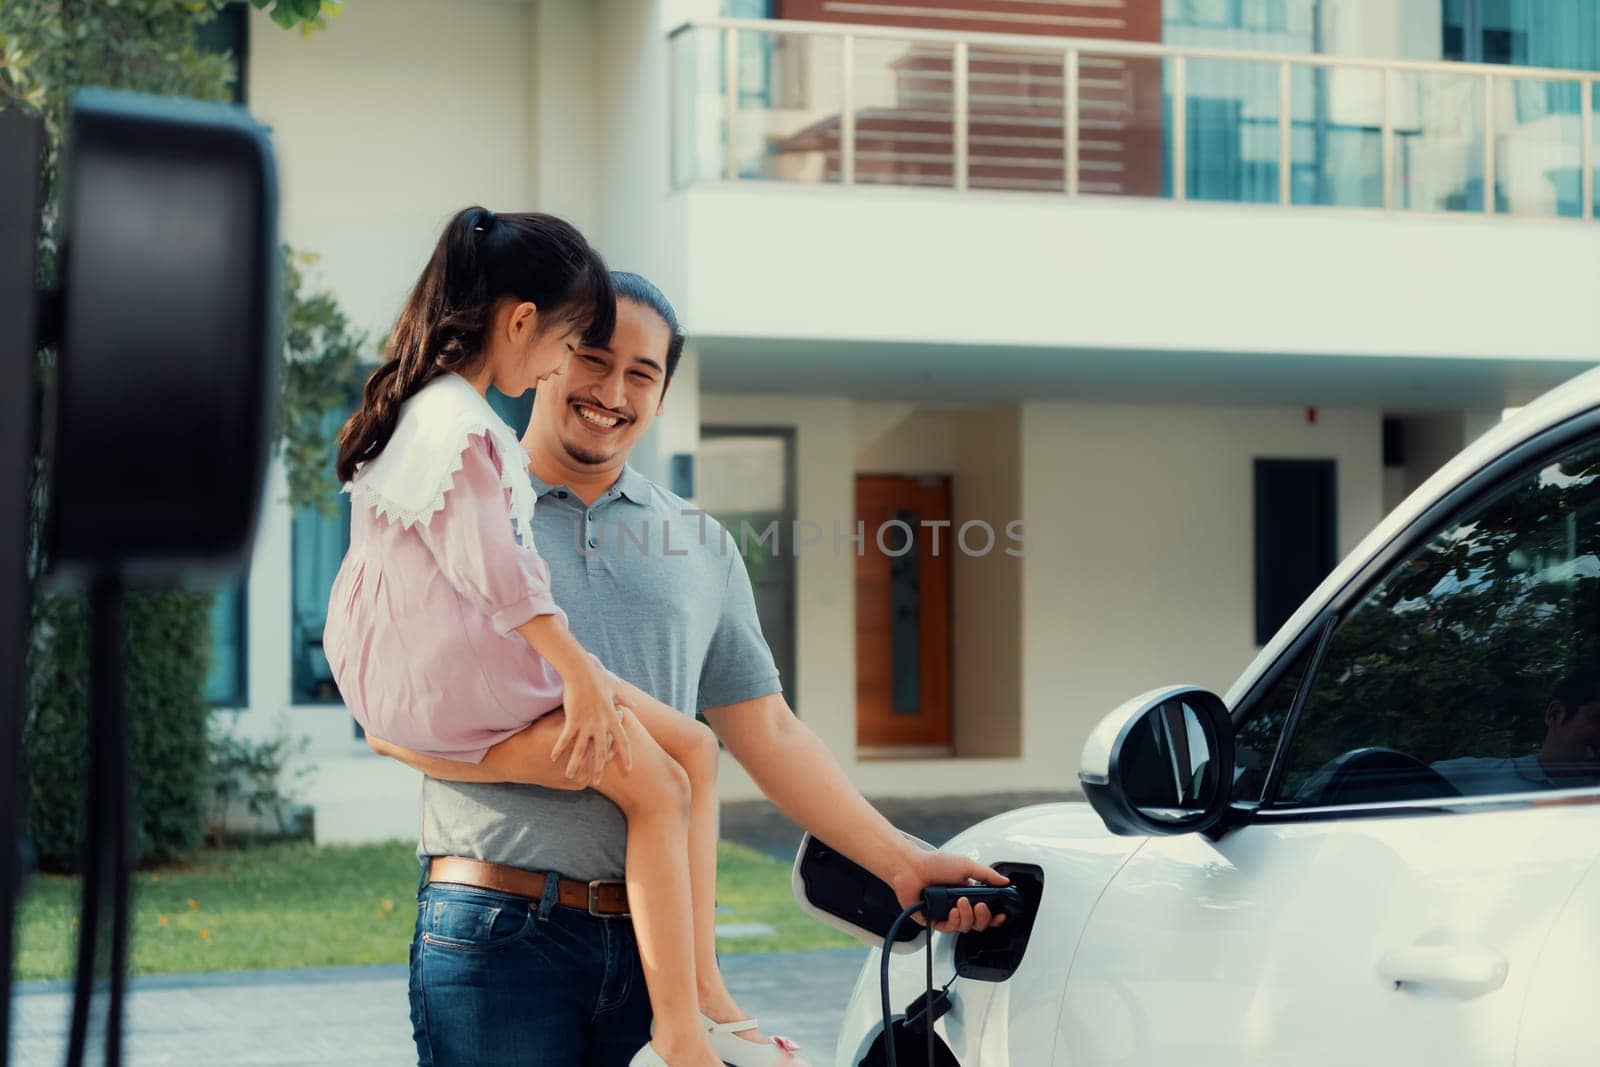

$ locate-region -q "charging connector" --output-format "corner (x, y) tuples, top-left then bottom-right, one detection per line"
(920, 884), (1023, 924)
(880, 883), (1024, 1067)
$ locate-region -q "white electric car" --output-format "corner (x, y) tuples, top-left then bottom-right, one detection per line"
(803, 366), (1600, 1066)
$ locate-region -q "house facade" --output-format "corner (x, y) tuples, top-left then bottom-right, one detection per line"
(220, 0), (1600, 843)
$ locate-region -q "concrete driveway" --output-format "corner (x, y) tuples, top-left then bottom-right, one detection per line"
(10, 948), (869, 1066)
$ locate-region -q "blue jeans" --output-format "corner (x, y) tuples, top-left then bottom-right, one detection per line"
(409, 874), (651, 1066)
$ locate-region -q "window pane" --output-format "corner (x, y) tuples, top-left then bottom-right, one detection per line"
(291, 405), (354, 704)
(1392, 72), (1486, 212)
(1183, 58), (1282, 204)
(1487, 77), (1586, 219)
(205, 581), (247, 707)
(698, 431), (797, 708)
(734, 31), (844, 184)
(1290, 65), (1384, 208)
(1274, 439), (1600, 807)
(486, 385), (533, 437)
(853, 39), (957, 190)
(967, 46), (1069, 195)
(672, 25), (724, 187)
(1232, 637), (1317, 803)
(887, 510), (921, 715)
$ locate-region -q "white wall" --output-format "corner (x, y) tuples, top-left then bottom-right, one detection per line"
(591, 0), (688, 302)
(249, 0), (538, 340)
(703, 395), (1380, 800)
(529, 0), (602, 231)
(700, 394), (857, 802)
(712, 399), (1377, 798)
(855, 404), (960, 472)
(675, 185), (1600, 364)
(1019, 402), (1384, 782)
(852, 404), (1024, 759)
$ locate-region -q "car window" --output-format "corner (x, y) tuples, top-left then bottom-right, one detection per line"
(1271, 437), (1600, 808)
(1231, 638), (1317, 804)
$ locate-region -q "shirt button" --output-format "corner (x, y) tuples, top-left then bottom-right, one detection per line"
(586, 511), (595, 521)
(556, 490), (568, 499)
(587, 538), (598, 549)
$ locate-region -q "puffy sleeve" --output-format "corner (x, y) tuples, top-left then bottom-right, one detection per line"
(415, 432), (563, 634)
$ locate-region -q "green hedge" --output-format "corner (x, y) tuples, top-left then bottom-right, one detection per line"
(24, 590), (214, 871)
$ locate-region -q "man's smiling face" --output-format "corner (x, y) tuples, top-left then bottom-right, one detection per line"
(530, 298), (672, 470)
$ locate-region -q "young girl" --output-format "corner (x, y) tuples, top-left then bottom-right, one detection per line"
(323, 208), (800, 1067)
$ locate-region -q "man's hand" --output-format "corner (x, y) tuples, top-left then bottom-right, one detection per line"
(888, 849), (1010, 934)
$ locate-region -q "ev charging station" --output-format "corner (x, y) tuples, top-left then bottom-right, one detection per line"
(0, 92), (280, 1067)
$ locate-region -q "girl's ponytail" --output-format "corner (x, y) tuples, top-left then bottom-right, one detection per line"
(336, 207), (611, 483)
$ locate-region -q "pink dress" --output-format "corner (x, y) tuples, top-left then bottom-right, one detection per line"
(324, 423), (568, 763)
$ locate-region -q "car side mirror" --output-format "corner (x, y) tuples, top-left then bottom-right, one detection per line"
(1079, 686), (1234, 837)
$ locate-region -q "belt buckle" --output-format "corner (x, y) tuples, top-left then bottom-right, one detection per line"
(587, 879), (628, 918)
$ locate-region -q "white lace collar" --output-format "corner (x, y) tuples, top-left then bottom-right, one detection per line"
(345, 372), (535, 549)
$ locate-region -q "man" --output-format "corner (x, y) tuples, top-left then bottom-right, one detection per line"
(372, 273), (1006, 1066)
(1433, 663), (1600, 794)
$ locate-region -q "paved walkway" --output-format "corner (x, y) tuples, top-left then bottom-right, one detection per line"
(9, 949), (869, 1066)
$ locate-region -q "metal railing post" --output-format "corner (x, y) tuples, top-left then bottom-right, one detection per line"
(1064, 49), (1080, 196)
(954, 41), (970, 191)
(841, 35), (856, 185)
(1583, 78), (1594, 221)
(724, 26), (740, 181)
(1278, 60), (1292, 206)
(668, 31), (680, 186)
(1381, 67), (1395, 210)
(1171, 55), (1187, 202)
(1483, 73), (1496, 215)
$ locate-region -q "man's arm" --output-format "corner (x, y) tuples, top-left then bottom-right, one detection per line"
(704, 694), (1008, 930)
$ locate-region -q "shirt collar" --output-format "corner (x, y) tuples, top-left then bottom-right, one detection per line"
(528, 464), (652, 506)
(1512, 753), (1558, 787)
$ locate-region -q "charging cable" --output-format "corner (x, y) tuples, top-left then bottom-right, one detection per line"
(880, 885), (1023, 1067)
(879, 900), (929, 1067)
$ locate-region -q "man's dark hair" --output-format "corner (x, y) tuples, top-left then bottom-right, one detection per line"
(1551, 663), (1600, 721)
(611, 271), (686, 383)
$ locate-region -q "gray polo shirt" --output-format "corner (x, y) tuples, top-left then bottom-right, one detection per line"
(417, 464), (783, 881)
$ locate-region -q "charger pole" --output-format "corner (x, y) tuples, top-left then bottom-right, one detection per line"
(0, 110), (46, 1067)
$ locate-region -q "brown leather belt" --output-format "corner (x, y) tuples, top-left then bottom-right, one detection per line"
(426, 856), (630, 918)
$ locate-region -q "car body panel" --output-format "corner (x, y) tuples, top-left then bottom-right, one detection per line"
(1513, 823), (1600, 1067)
(1057, 800), (1600, 1066)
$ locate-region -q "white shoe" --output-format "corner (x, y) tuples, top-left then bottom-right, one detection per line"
(629, 1044), (671, 1067)
(700, 1014), (808, 1066)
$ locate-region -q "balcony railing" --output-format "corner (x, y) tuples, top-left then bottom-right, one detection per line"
(669, 17), (1600, 220)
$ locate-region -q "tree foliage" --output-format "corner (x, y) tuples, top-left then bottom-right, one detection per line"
(2, 0), (360, 869)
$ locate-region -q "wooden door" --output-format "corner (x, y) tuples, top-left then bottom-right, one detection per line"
(856, 475), (952, 751)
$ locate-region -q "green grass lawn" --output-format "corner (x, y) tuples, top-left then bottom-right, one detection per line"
(14, 839), (856, 982)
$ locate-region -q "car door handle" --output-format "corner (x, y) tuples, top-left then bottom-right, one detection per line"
(1377, 944), (1508, 1000)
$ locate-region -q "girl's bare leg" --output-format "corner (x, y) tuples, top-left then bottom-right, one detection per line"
(608, 683), (772, 1048)
(480, 713), (721, 1066)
